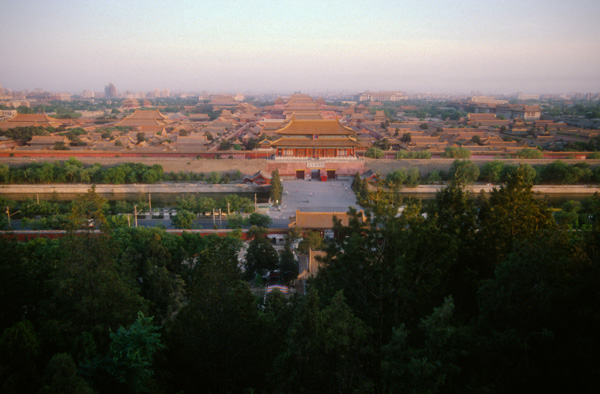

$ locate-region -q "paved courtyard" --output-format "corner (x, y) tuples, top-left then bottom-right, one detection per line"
(267, 180), (359, 226)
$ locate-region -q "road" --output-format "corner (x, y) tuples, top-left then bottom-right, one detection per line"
(266, 179), (359, 225)
(8, 180), (359, 231)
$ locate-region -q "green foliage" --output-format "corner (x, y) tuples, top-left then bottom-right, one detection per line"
(248, 212), (272, 228)
(69, 185), (108, 230)
(395, 150), (431, 159)
(279, 242), (298, 284)
(171, 209), (195, 229)
(365, 147), (384, 158)
(273, 290), (372, 392)
(0, 159), (164, 185)
(244, 236), (279, 280)
(226, 213), (245, 229)
(442, 146), (471, 158)
(516, 148), (544, 159)
(218, 140), (232, 150)
(449, 159), (479, 184)
(0, 125), (48, 142)
(106, 312), (164, 392)
(218, 194), (254, 213)
(537, 160), (592, 184)
(207, 171), (221, 183)
(208, 109), (222, 120)
(382, 297), (463, 392)
(478, 165), (556, 267)
(480, 160), (505, 183)
(53, 141), (70, 150)
(0, 320), (41, 393)
(17, 105), (35, 114)
(269, 169), (283, 205)
(4, 159), (600, 393)
(165, 244), (266, 392)
(426, 170), (442, 184)
(386, 167), (420, 187)
(297, 230), (324, 254)
(40, 353), (94, 394)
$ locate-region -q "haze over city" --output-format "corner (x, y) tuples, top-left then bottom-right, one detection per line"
(1, 0), (600, 94)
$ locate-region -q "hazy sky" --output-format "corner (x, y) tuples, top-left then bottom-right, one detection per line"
(1, 0), (599, 94)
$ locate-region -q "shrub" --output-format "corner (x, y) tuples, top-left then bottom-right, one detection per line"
(395, 150), (431, 159)
(480, 160), (505, 183)
(365, 147), (384, 159)
(449, 159), (479, 183)
(442, 147), (471, 158)
(516, 148), (543, 159)
(426, 170), (442, 184)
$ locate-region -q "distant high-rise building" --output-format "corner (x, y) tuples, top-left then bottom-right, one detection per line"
(517, 92), (540, 100)
(358, 91), (407, 102)
(82, 90), (94, 98)
(471, 96), (508, 105)
(104, 82), (117, 98)
(50, 93), (72, 102)
(161, 89), (170, 98)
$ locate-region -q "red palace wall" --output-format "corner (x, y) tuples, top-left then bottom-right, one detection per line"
(265, 160), (365, 180)
(0, 150), (275, 159)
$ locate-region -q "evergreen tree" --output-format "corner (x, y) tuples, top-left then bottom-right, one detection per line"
(244, 235), (279, 281)
(279, 242), (298, 284)
(477, 165), (556, 269)
(273, 291), (372, 392)
(269, 169), (283, 205)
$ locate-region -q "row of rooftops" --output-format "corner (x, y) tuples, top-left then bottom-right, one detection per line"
(0, 94), (597, 155)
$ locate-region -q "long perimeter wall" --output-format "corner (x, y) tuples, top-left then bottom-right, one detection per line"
(0, 157), (268, 175)
(1, 157), (599, 178)
(365, 158), (600, 176)
(0, 183), (268, 195)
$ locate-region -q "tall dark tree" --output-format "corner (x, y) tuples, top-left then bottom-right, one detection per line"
(269, 169), (283, 205)
(279, 242), (298, 284)
(273, 291), (372, 392)
(244, 235), (279, 281)
(382, 297), (464, 393)
(477, 165), (556, 269)
(164, 245), (269, 393)
(113, 227), (186, 322)
(68, 186), (108, 231)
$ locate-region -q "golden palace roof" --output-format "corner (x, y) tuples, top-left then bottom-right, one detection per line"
(277, 118), (355, 136)
(270, 137), (360, 148)
(289, 210), (365, 229)
(114, 109), (170, 128)
(127, 109), (168, 120)
(284, 94), (319, 111)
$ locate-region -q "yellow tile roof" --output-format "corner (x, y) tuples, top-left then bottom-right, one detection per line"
(277, 118), (354, 136)
(127, 109), (168, 120)
(290, 211), (358, 229)
(270, 137), (359, 148)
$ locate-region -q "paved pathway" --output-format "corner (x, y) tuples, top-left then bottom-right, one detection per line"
(266, 180), (359, 223)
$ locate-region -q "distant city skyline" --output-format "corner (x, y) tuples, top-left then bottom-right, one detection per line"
(1, 0), (599, 94)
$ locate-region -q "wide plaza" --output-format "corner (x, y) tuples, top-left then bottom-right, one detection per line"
(267, 180), (359, 226)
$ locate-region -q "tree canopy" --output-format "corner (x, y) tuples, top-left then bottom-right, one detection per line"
(1, 165), (600, 392)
